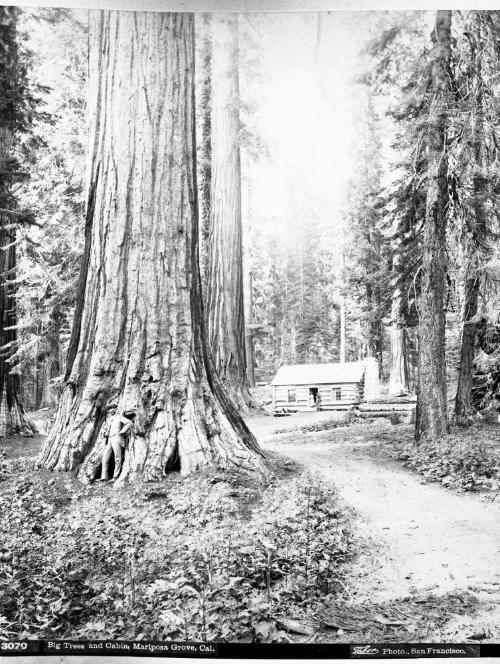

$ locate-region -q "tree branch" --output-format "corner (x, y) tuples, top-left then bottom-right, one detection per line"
(0, 208), (43, 227)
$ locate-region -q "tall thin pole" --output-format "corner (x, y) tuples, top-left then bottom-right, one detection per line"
(340, 223), (346, 362)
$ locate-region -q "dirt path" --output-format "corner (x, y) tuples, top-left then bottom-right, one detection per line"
(247, 415), (500, 605)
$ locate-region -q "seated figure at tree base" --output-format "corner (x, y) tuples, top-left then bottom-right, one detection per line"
(100, 403), (134, 481)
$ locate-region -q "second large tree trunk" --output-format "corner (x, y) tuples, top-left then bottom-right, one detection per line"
(37, 11), (266, 482)
(206, 15), (252, 411)
(415, 10), (452, 442)
(454, 19), (487, 425)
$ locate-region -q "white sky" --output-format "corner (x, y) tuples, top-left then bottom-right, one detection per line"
(242, 11), (376, 239)
(240, 10), (444, 253)
(16, 0), (500, 10)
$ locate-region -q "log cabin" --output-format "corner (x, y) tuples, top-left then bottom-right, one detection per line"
(270, 359), (379, 410)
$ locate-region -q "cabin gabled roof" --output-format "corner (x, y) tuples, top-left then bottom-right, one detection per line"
(271, 362), (365, 386)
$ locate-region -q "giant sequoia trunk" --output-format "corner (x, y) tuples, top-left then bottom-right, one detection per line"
(37, 12), (266, 482)
(206, 14), (252, 410)
(0, 8), (35, 437)
(415, 10), (452, 442)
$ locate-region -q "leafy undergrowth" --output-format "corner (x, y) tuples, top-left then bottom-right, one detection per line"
(394, 425), (500, 493)
(0, 445), (36, 482)
(0, 448), (355, 642)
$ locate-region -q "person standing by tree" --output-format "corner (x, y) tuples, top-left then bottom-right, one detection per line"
(99, 404), (134, 481)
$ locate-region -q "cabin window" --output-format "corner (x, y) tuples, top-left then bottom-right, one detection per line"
(288, 389), (297, 403)
(333, 387), (342, 401)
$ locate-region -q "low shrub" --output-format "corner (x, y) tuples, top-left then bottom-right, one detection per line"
(0, 466), (354, 642)
(397, 428), (500, 492)
(0, 450), (33, 483)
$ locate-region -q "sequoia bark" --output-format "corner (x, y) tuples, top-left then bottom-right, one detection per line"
(37, 12), (266, 482)
(206, 15), (253, 410)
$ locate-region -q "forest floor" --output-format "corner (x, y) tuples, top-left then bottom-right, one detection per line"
(0, 427), (356, 643)
(0, 412), (499, 644)
(246, 412), (500, 643)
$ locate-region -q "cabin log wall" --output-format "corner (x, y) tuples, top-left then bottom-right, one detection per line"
(274, 382), (361, 409)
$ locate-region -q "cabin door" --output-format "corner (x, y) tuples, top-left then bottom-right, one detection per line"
(308, 387), (319, 409)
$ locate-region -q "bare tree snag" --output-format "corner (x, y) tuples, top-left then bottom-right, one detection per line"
(415, 10), (452, 442)
(206, 14), (253, 411)
(36, 11), (267, 482)
(388, 288), (409, 396)
(388, 325), (409, 396)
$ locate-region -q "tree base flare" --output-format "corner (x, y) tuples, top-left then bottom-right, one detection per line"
(0, 394), (37, 437)
(37, 381), (269, 485)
